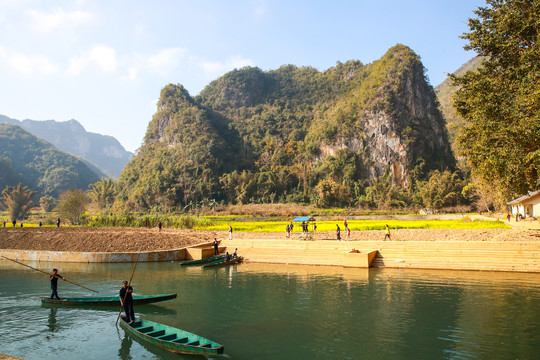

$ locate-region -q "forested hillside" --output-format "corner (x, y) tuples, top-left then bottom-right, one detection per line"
(435, 56), (485, 152)
(0, 115), (132, 178)
(0, 124), (100, 197)
(117, 45), (456, 211)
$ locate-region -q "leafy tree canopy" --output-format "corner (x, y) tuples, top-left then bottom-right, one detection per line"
(452, 0), (540, 200)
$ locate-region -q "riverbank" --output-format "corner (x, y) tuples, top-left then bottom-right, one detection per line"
(1, 227), (539, 270)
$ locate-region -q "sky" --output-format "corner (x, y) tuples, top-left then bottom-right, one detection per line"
(0, 0), (484, 153)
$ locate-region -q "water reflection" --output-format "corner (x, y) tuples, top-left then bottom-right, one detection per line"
(1, 260), (539, 360)
(47, 308), (58, 332)
(118, 331), (133, 360)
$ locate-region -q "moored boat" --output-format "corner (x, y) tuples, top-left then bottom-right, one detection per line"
(41, 293), (177, 306)
(203, 256), (243, 268)
(179, 254), (225, 266)
(119, 317), (224, 355)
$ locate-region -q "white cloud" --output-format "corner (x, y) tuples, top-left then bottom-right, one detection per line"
(90, 46), (117, 72)
(66, 45), (117, 76)
(254, 0), (268, 17)
(0, 46), (59, 75)
(201, 55), (255, 77)
(27, 7), (92, 33)
(147, 48), (187, 73)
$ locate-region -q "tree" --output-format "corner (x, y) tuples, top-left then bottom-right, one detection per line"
(1, 183), (38, 220)
(56, 189), (89, 225)
(89, 178), (116, 211)
(39, 196), (56, 212)
(452, 0), (540, 203)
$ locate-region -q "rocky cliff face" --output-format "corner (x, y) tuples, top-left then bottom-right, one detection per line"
(119, 44), (455, 209)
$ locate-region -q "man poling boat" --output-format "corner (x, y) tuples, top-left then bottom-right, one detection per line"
(1, 256), (98, 293)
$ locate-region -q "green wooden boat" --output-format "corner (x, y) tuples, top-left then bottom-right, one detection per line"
(120, 317), (224, 355)
(179, 254), (224, 266)
(41, 293), (177, 306)
(203, 256), (243, 268)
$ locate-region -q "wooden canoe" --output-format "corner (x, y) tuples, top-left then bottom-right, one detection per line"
(203, 256), (243, 268)
(120, 317), (224, 355)
(41, 293), (177, 306)
(179, 254), (225, 266)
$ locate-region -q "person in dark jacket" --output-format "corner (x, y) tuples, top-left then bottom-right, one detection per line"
(119, 281), (135, 323)
(50, 268), (65, 300)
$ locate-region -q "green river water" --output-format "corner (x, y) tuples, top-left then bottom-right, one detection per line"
(0, 260), (539, 360)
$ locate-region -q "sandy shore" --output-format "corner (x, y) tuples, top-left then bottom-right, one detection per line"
(0, 226), (538, 253)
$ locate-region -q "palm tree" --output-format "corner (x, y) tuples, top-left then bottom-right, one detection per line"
(1, 183), (38, 221)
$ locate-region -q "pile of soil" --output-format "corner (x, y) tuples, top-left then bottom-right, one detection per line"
(0, 227), (538, 253)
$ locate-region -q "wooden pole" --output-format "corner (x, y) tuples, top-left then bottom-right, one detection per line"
(116, 251), (141, 326)
(1, 255), (98, 293)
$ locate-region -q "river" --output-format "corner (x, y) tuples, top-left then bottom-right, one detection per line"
(1, 261), (539, 359)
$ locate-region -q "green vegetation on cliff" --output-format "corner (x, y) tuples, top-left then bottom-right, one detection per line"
(117, 45), (457, 212)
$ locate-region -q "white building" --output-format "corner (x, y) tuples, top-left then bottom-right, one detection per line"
(507, 190), (540, 218)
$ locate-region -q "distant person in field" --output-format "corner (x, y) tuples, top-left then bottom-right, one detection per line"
(39, 221), (42, 227)
(344, 220), (348, 230)
(286, 224), (290, 238)
(158, 221), (162, 231)
(384, 224), (391, 241)
(229, 225), (233, 240)
(56, 218), (60, 227)
(3, 220), (5, 227)
(12, 220), (16, 227)
(313, 222), (316, 232)
(336, 224), (341, 241)
(346, 227), (351, 241)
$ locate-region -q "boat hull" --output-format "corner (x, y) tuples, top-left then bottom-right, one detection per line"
(203, 256), (243, 268)
(120, 318), (224, 355)
(40, 293), (177, 306)
(179, 254), (225, 266)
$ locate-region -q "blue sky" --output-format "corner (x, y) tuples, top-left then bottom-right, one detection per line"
(0, 0), (484, 152)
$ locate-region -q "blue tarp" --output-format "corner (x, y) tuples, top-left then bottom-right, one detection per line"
(292, 216), (315, 222)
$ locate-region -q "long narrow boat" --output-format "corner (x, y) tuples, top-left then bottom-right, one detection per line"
(203, 256), (243, 269)
(179, 254), (225, 266)
(41, 293), (177, 306)
(120, 317), (224, 355)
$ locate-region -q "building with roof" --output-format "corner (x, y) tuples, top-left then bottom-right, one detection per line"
(507, 190), (540, 217)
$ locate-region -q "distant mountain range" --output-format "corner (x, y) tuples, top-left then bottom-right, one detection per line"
(0, 115), (133, 178)
(0, 124), (101, 197)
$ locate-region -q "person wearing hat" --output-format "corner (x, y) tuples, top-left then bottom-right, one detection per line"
(119, 280), (135, 323)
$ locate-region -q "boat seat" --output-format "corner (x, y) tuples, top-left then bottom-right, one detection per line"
(173, 337), (189, 344)
(131, 321), (142, 327)
(135, 326), (154, 333)
(201, 343), (212, 348)
(156, 334), (176, 341)
(146, 330), (165, 337)
(187, 340), (200, 346)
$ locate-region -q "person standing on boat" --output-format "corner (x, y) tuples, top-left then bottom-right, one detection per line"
(233, 248), (237, 258)
(50, 268), (65, 300)
(120, 281), (135, 323)
(213, 238), (219, 255)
